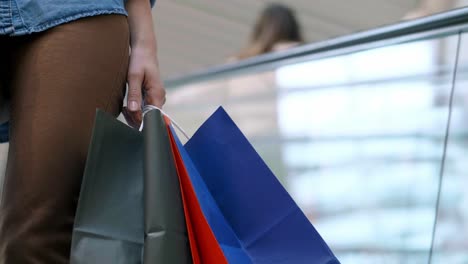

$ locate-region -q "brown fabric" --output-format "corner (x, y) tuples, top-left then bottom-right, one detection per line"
(0, 15), (130, 263)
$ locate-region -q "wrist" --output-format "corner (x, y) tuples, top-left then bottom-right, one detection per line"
(130, 25), (157, 47)
(126, 0), (157, 53)
(130, 38), (157, 57)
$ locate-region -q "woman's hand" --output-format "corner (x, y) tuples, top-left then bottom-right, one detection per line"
(123, 0), (166, 128)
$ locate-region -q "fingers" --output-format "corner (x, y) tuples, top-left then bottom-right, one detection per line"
(126, 70), (143, 126)
(127, 70), (143, 111)
(144, 84), (166, 108)
(125, 57), (166, 129)
(143, 70), (166, 108)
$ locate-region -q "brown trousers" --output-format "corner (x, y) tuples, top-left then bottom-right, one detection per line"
(0, 15), (129, 263)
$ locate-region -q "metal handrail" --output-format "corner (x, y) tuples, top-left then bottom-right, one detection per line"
(165, 7), (468, 88)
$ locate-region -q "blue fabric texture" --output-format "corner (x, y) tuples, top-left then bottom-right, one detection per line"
(0, 122), (8, 143)
(0, 0), (155, 36)
(172, 107), (340, 264)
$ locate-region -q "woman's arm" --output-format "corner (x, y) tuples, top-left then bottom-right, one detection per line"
(123, 0), (165, 127)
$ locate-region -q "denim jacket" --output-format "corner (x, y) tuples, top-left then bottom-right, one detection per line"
(0, 0), (155, 36)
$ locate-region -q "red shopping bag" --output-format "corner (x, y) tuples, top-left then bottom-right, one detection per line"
(165, 119), (228, 264)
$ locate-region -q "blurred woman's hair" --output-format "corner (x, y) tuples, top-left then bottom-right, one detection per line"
(237, 3), (303, 59)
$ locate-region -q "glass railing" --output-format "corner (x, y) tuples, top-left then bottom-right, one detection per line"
(163, 8), (468, 264)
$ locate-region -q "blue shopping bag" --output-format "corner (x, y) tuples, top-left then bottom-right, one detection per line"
(0, 122), (8, 143)
(171, 107), (339, 264)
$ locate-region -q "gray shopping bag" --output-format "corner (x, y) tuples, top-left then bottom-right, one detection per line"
(71, 109), (191, 264)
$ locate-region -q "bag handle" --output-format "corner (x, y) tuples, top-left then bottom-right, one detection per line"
(139, 105), (190, 140)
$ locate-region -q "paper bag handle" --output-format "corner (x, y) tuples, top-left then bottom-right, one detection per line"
(139, 105), (190, 140)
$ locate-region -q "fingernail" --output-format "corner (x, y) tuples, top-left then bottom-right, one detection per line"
(129, 101), (139, 111)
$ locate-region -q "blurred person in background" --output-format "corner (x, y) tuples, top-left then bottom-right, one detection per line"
(0, 0), (166, 263)
(224, 2), (303, 116)
(165, 3), (304, 184)
(227, 3), (304, 183)
(226, 2), (304, 99)
(235, 3), (303, 60)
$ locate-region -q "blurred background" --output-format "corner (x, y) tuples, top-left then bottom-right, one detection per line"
(1, 0), (468, 263)
(156, 0), (468, 263)
(153, 0), (467, 78)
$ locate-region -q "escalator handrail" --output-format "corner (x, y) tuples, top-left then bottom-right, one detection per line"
(165, 7), (468, 88)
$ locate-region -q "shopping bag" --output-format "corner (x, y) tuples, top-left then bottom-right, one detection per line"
(71, 109), (191, 264)
(169, 126), (253, 263)
(169, 107), (340, 264)
(0, 122), (8, 143)
(166, 121), (228, 264)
